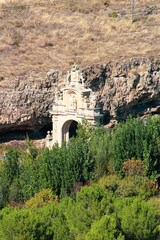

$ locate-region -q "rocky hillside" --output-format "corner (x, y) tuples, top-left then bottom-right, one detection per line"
(84, 58), (160, 126)
(0, 0), (159, 80)
(0, 0), (160, 141)
(0, 58), (159, 142)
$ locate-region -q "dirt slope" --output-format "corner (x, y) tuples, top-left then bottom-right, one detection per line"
(0, 0), (159, 82)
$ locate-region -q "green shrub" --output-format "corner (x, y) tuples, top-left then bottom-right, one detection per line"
(0, 204), (55, 240)
(25, 188), (58, 208)
(85, 214), (125, 240)
(120, 199), (159, 240)
(111, 115), (160, 178)
(66, 185), (114, 239)
(115, 177), (138, 198)
(109, 12), (118, 18)
(89, 126), (112, 178)
(98, 175), (120, 193)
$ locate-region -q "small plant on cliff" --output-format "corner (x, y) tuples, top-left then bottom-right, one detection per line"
(109, 12), (118, 18)
(129, 68), (139, 76)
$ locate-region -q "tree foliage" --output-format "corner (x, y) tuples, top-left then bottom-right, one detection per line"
(111, 115), (160, 178)
(120, 198), (159, 240)
(0, 185), (159, 240)
(89, 125), (111, 178)
(0, 116), (160, 239)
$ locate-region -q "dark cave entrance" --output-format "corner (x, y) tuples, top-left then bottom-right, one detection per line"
(69, 121), (78, 139)
(0, 122), (52, 143)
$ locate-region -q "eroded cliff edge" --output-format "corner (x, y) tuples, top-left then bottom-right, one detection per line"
(0, 57), (159, 141)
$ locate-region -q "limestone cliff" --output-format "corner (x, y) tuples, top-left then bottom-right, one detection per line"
(83, 57), (160, 126)
(0, 70), (61, 141)
(0, 58), (159, 141)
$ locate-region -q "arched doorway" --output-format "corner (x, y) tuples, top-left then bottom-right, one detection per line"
(62, 120), (78, 143)
(69, 121), (78, 138)
(47, 65), (103, 148)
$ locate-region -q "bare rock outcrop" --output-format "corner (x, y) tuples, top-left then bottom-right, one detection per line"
(0, 57), (159, 141)
(83, 58), (160, 126)
(0, 69), (61, 140)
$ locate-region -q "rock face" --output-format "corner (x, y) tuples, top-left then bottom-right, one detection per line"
(0, 70), (62, 141)
(0, 58), (159, 141)
(83, 58), (160, 126)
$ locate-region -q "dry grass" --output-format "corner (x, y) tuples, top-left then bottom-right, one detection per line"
(0, 0), (159, 81)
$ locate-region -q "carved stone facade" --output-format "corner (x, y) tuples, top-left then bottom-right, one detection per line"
(46, 65), (103, 148)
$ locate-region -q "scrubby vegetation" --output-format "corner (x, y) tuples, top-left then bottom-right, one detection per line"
(0, 0), (159, 81)
(0, 115), (160, 239)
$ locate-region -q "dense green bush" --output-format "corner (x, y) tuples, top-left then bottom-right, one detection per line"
(0, 203), (49, 239)
(0, 184), (159, 240)
(65, 185), (116, 239)
(25, 188), (58, 208)
(86, 214), (125, 240)
(111, 116), (145, 172)
(120, 198), (159, 240)
(0, 115), (160, 209)
(89, 125), (111, 178)
(111, 116), (160, 178)
(0, 202), (72, 240)
(37, 137), (93, 197)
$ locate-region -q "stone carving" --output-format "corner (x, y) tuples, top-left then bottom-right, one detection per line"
(69, 94), (77, 111)
(66, 65), (84, 86)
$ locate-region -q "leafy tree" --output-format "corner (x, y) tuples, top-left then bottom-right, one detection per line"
(37, 145), (62, 195)
(19, 157), (40, 201)
(76, 118), (93, 142)
(66, 185), (114, 239)
(61, 137), (93, 195)
(2, 148), (20, 185)
(89, 125), (111, 178)
(8, 179), (23, 203)
(38, 138), (93, 197)
(85, 214), (125, 240)
(0, 148), (23, 206)
(143, 116), (160, 178)
(25, 188), (58, 208)
(119, 198), (159, 240)
(111, 116), (144, 172)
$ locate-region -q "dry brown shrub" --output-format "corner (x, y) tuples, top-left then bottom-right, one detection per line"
(123, 158), (144, 177)
(0, 43), (12, 51)
(129, 69), (139, 76)
(138, 64), (147, 72)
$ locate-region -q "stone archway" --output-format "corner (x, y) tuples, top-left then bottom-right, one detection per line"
(62, 120), (78, 143)
(46, 65), (103, 148)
